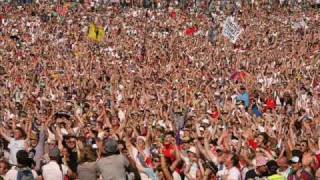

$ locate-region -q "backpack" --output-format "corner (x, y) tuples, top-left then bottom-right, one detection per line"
(16, 168), (35, 180)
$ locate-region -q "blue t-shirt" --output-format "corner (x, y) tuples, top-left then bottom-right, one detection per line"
(236, 92), (250, 107)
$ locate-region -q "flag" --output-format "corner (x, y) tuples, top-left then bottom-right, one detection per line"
(185, 27), (198, 36)
(88, 24), (105, 42)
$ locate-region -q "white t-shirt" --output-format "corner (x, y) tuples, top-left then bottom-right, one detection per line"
(173, 171), (182, 180)
(5, 167), (38, 180)
(223, 167), (241, 180)
(8, 138), (25, 165)
(42, 161), (68, 180)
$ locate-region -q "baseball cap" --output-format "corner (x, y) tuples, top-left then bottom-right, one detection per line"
(290, 156), (301, 164)
(187, 146), (197, 154)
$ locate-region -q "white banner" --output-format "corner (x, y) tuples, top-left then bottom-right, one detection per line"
(222, 16), (243, 44)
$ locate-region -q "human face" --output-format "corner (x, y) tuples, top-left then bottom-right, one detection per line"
(30, 139), (38, 148)
(277, 158), (288, 171)
(188, 152), (197, 162)
(66, 138), (77, 149)
(48, 142), (56, 149)
(256, 135), (264, 146)
(224, 155), (233, 168)
(291, 162), (301, 172)
(62, 148), (69, 157)
(163, 134), (172, 146)
(14, 129), (22, 139)
(0, 162), (8, 175)
(137, 138), (145, 149)
(257, 165), (268, 174)
(300, 142), (307, 152)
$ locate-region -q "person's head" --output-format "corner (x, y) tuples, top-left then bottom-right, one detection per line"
(104, 138), (119, 156)
(14, 127), (26, 140)
(267, 160), (279, 175)
(163, 131), (174, 146)
(66, 136), (77, 150)
(187, 146), (198, 162)
(111, 117), (120, 127)
(290, 155), (302, 172)
(29, 133), (39, 148)
(117, 140), (126, 152)
(256, 132), (269, 147)
(239, 86), (246, 94)
(78, 145), (97, 164)
(299, 140), (308, 153)
(61, 147), (70, 158)
(136, 136), (146, 149)
(277, 156), (289, 171)
(16, 150), (33, 168)
(48, 140), (58, 150)
(255, 156), (268, 175)
(48, 147), (61, 162)
(225, 153), (239, 169)
(0, 160), (9, 175)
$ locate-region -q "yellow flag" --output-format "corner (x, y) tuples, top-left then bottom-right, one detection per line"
(96, 26), (105, 42)
(88, 23), (105, 42)
(88, 24), (97, 41)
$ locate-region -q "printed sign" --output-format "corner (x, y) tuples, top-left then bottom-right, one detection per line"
(222, 16), (243, 44)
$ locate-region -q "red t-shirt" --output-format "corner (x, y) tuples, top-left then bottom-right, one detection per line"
(248, 139), (258, 150)
(185, 27), (198, 36)
(162, 144), (176, 162)
(211, 111), (220, 119)
(266, 99), (276, 109)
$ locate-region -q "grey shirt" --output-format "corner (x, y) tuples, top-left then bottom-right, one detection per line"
(77, 162), (98, 180)
(35, 129), (47, 169)
(97, 154), (129, 180)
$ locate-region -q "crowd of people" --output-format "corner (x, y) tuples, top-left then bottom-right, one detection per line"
(0, 0), (320, 180)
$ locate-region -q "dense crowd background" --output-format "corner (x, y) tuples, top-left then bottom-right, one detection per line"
(0, 0), (320, 180)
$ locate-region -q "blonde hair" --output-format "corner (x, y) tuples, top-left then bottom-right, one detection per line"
(78, 146), (97, 164)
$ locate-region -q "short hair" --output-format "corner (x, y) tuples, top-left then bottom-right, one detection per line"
(165, 131), (175, 137)
(259, 132), (269, 145)
(78, 146), (97, 164)
(15, 127), (27, 139)
(230, 153), (240, 167)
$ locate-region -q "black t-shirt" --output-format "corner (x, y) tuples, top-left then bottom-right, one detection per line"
(68, 150), (78, 173)
(245, 169), (265, 180)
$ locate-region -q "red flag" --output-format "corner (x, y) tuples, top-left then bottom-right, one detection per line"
(185, 27), (198, 36)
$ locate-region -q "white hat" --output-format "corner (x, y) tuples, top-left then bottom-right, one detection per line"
(202, 119), (210, 124)
(187, 146), (197, 154)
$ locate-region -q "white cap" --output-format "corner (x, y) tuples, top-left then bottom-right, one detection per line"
(187, 146), (197, 154)
(202, 119), (210, 124)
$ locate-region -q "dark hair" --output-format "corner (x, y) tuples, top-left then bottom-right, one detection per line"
(15, 127), (26, 139)
(16, 150), (33, 168)
(231, 154), (240, 167)
(204, 160), (218, 174)
(259, 132), (269, 145)
(165, 131), (175, 137)
(267, 160), (279, 175)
